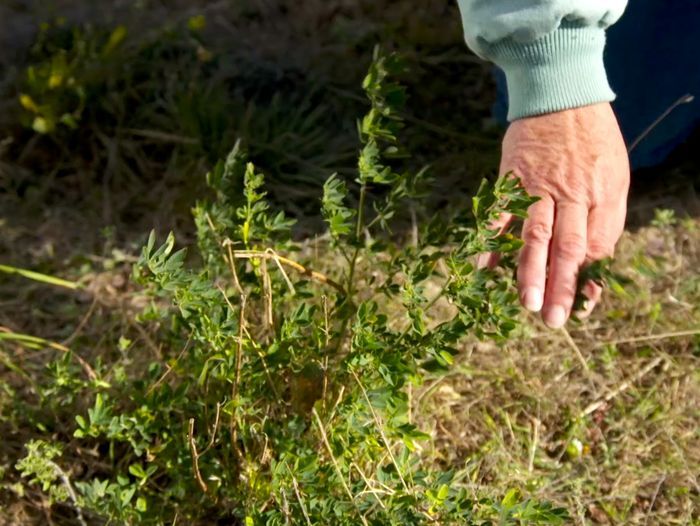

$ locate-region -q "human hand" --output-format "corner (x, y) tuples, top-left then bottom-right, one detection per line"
(481, 102), (630, 328)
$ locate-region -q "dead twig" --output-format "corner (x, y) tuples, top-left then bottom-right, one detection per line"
(561, 327), (591, 373)
(188, 404), (224, 494)
(225, 241), (245, 296)
(528, 417), (541, 474)
(261, 257), (274, 329)
(128, 317), (163, 360)
(232, 249), (345, 295)
(243, 326), (282, 400)
(581, 356), (665, 417)
(188, 418), (209, 493)
(48, 460), (87, 526)
(351, 462), (388, 510)
(629, 94), (694, 153)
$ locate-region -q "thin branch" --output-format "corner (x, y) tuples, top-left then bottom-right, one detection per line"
(561, 327), (590, 373)
(224, 239), (245, 296)
(146, 336), (191, 395)
(350, 369), (409, 493)
(312, 408), (369, 526)
(199, 402), (222, 457)
(244, 327), (282, 400)
(321, 296), (330, 411)
(280, 486), (292, 525)
(61, 296), (98, 346)
(266, 248), (296, 294)
(325, 385), (346, 427)
(528, 417), (541, 474)
(561, 328), (598, 392)
(122, 127), (199, 144)
(285, 462), (313, 526)
(351, 462), (388, 510)
(644, 475), (667, 526)
(231, 294), (248, 452)
(130, 319), (163, 360)
(49, 460), (87, 526)
(629, 94), (694, 153)
(188, 418), (209, 493)
(261, 258), (274, 329)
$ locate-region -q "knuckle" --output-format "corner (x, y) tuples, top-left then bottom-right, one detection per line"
(523, 222), (553, 244)
(549, 277), (578, 303)
(554, 233), (586, 261)
(558, 281), (577, 299)
(586, 240), (613, 260)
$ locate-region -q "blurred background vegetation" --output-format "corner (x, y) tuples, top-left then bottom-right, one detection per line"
(2, 0), (698, 260)
(2, 0), (501, 255)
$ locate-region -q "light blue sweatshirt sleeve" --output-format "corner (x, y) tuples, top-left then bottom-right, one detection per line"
(456, 0), (628, 120)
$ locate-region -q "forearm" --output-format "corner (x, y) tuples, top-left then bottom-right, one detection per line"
(456, 0), (628, 120)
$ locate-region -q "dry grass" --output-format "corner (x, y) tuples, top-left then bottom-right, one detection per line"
(416, 221), (700, 525)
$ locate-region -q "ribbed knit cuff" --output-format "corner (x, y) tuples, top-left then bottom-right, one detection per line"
(489, 23), (616, 121)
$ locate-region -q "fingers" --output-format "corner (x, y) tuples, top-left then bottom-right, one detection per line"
(574, 280), (602, 319)
(476, 212), (513, 269)
(575, 203), (625, 317)
(520, 201), (623, 326)
(517, 196), (555, 312)
(542, 203), (588, 328)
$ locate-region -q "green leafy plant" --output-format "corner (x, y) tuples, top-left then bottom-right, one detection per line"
(18, 20), (128, 133)
(573, 257), (633, 313)
(16, 440), (86, 525)
(16, 440), (70, 504)
(14, 48), (572, 524)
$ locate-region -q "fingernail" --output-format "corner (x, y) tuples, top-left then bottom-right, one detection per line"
(522, 287), (543, 312)
(476, 254), (490, 269)
(544, 305), (568, 329)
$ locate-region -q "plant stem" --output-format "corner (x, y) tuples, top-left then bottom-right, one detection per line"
(350, 369), (410, 493)
(312, 408), (369, 526)
(334, 183), (368, 355)
(347, 184), (368, 298)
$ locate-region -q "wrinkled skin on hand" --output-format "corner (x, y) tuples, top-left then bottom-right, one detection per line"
(483, 102), (630, 328)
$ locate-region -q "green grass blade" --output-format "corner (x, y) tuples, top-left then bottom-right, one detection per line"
(0, 264), (80, 290)
(0, 331), (70, 352)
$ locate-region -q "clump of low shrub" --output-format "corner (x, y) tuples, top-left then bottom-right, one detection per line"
(14, 49), (569, 525)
